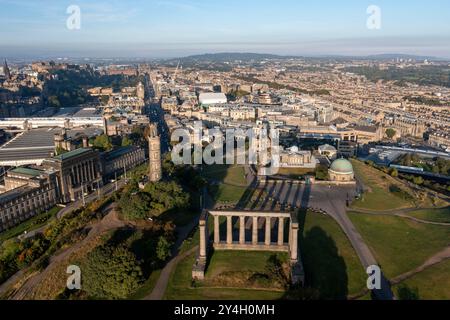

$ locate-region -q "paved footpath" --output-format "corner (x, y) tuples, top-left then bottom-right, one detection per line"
(145, 217), (200, 300)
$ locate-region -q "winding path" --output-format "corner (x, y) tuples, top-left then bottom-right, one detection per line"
(5, 204), (129, 300)
(350, 207), (450, 226)
(390, 246), (450, 285)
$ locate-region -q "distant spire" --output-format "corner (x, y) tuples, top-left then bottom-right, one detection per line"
(3, 59), (11, 80)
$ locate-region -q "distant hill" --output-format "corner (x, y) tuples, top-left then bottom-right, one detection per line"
(171, 52), (298, 63)
(365, 54), (442, 61)
(167, 52), (446, 63)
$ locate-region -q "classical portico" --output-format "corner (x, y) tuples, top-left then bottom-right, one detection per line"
(42, 148), (103, 203)
(193, 210), (304, 284)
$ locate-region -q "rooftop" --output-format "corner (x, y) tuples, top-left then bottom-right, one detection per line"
(104, 146), (138, 161)
(54, 148), (92, 161)
(330, 158), (354, 174)
(10, 167), (43, 177)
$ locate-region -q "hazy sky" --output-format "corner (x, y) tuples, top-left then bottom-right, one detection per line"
(1, 0), (450, 58)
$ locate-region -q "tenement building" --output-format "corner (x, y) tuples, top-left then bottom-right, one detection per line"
(0, 167), (59, 232)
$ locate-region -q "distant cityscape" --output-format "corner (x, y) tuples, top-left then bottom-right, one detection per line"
(0, 51), (449, 302)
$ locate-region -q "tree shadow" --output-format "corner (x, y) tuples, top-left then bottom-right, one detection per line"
(299, 226), (349, 300)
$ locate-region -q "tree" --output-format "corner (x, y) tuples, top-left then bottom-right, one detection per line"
(156, 236), (171, 262)
(385, 128), (397, 140)
(92, 135), (113, 151)
(118, 192), (151, 220)
(81, 244), (143, 299)
(413, 176), (424, 185)
(315, 165), (329, 181)
(121, 136), (133, 147)
(389, 168), (399, 177)
(143, 181), (190, 215)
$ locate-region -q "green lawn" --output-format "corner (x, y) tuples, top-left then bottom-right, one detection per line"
(165, 211), (368, 300)
(300, 212), (367, 298)
(206, 251), (284, 275)
(203, 165), (247, 187)
(351, 160), (416, 211)
(407, 207), (450, 223)
(204, 164), (249, 206)
(393, 260), (450, 300)
(213, 184), (247, 204)
(0, 206), (61, 242)
(164, 251), (285, 300)
(128, 269), (162, 300)
(348, 212), (450, 279)
(277, 167), (315, 178)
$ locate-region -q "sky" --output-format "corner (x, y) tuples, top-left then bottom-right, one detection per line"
(1, 0), (450, 58)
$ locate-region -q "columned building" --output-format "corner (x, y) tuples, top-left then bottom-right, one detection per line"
(42, 148), (103, 203)
(101, 146), (146, 177)
(193, 210), (304, 285)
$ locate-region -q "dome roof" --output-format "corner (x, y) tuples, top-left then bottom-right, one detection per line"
(330, 158), (354, 174)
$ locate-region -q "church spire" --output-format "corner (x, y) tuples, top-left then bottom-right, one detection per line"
(3, 59), (11, 80)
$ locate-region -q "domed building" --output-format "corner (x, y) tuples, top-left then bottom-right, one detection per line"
(329, 158), (355, 182)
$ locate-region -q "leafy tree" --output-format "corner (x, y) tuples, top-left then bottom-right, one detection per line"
(92, 135), (113, 151)
(315, 165), (329, 181)
(121, 136), (133, 147)
(156, 236), (171, 262)
(81, 244), (144, 299)
(413, 176), (424, 185)
(385, 128), (397, 140)
(55, 146), (68, 156)
(47, 95), (61, 109)
(144, 182), (190, 211)
(118, 192), (151, 220)
(389, 168), (399, 178)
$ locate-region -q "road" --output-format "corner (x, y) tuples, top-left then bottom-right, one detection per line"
(19, 178), (128, 241)
(257, 177), (395, 300)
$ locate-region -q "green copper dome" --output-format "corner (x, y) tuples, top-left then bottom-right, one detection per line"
(330, 158), (354, 174)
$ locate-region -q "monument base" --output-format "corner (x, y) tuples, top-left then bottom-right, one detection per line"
(192, 256), (207, 281)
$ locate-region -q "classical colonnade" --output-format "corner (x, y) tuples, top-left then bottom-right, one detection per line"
(68, 159), (99, 187)
(193, 210), (300, 281)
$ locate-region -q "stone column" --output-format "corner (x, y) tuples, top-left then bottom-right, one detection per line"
(77, 164), (83, 183)
(71, 167), (76, 185)
(74, 165), (80, 185)
(290, 222), (299, 261)
(239, 216), (245, 244)
(83, 162), (88, 181)
(89, 161), (95, 181)
(265, 217), (271, 246)
(214, 215), (220, 244)
(278, 217), (284, 246)
(226, 216), (233, 244)
(199, 219), (207, 258)
(252, 216), (258, 245)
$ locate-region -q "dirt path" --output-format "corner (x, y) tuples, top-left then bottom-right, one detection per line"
(144, 187), (213, 300)
(350, 208), (450, 226)
(144, 213), (200, 300)
(8, 204), (129, 300)
(391, 246), (450, 285)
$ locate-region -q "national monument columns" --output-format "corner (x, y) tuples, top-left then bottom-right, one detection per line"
(192, 210), (304, 285)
